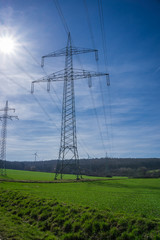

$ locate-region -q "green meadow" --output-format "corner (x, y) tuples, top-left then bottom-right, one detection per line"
(0, 169), (108, 181)
(0, 169), (160, 239)
(0, 169), (160, 218)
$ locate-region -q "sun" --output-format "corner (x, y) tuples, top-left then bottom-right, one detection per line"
(0, 36), (16, 54)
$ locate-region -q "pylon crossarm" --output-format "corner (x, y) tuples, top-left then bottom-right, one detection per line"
(0, 108), (15, 112)
(0, 116), (18, 120)
(0, 116), (9, 119)
(31, 69), (109, 93)
(71, 47), (98, 60)
(10, 116), (19, 120)
(72, 69), (109, 80)
(41, 48), (98, 67)
(41, 48), (67, 67)
(32, 69), (65, 85)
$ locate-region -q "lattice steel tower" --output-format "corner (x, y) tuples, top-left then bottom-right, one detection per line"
(0, 101), (18, 176)
(31, 33), (109, 179)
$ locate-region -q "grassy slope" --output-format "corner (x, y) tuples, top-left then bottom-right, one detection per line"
(0, 190), (160, 240)
(0, 207), (50, 240)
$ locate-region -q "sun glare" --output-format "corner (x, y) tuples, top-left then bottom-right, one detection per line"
(0, 36), (16, 54)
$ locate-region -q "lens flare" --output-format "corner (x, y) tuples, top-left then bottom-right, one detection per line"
(0, 36), (16, 54)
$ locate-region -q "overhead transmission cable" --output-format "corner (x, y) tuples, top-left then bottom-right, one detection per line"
(20, 44), (62, 105)
(53, 0), (107, 157)
(97, 0), (108, 71)
(83, 0), (96, 49)
(97, 0), (114, 156)
(20, 46), (62, 112)
(0, 66), (60, 132)
(89, 87), (107, 152)
(53, 0), (70, 35)
(16, 43), (62, 117)
(83, 0), (111, 156)
(3, 27), (59, 127)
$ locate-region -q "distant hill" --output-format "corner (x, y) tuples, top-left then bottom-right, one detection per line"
(6, 157), (160, 177)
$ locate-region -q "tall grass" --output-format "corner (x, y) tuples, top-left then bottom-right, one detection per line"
(0, 189), (160, 240)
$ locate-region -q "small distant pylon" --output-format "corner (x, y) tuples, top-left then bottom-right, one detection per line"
(0, 101), (18, 176)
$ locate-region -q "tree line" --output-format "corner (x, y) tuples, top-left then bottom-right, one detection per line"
(6, 157), (160, 178)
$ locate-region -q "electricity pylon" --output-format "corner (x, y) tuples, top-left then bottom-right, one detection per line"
(31, 33), (109, 180)
(0, 101), (18, 175)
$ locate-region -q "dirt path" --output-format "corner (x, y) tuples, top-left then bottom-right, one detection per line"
(0, 177), (122, 184)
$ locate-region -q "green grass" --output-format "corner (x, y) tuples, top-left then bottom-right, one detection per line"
(1, 169), (160, 239)
(0, 207), (52, 240)
(0, 170), (160, 218)
(0, 189), (160, 240)
(0, 169), (112, 181)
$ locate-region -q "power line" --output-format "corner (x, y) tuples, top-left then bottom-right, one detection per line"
(20, 43), (62, 106)
(53, 0), (109, 157)
(4, 27), (60, 125)
(107, 86), (114, 157)
(83, 0), (110, 155)
(53, 0), (70, 35)
(79, 3), (109, 155)
(0, 69), (60, 132)
(14, 60), (35, 82)
(22, 44), (41, 67)
(97, 0), (108, 72)
(83, 0), (96, 49)
(52, 0), (84, 70)
(89, 87), (107, 153)
(97, 0), (114, 156)
(0, 70), (29, 92)
(12, 56), (60, 125)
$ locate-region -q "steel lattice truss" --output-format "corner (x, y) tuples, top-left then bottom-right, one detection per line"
(0, 101), (18, 176)
(31, 33), (109, 179)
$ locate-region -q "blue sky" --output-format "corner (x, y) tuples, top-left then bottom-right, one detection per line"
(0, 0), (160, 161)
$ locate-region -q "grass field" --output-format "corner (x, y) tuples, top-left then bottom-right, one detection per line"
(0, 169), (160, 219)
(0, 169), (160, 239)
(0, 169), (110, 181)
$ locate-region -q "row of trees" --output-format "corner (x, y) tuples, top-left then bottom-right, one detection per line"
(6, 157), (160, 178)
